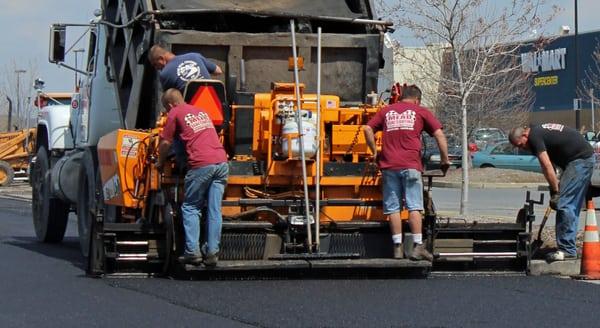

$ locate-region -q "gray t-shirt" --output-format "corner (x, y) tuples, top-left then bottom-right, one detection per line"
(528, 123), (593, 169)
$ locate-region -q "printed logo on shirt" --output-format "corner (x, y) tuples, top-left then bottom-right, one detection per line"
(541, 123), (564, 132)
(184, 112), (213, 133)
(385, 110), (416, 131)
(176, 60), (204, 81)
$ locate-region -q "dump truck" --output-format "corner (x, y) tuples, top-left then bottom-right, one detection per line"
(36, 0), (533, 276)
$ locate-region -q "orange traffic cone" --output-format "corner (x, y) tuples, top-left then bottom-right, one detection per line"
(574, 200), (600, 280)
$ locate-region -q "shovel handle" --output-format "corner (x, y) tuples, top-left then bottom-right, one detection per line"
(536, 207), (552, 240)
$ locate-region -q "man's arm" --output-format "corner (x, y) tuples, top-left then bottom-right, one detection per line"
(432, 128), (450, 172)
(363, 125), (377, 158)
(212, 65), (223, 75)
(537, 151), (559, 193)
(156, 139), (173, 170)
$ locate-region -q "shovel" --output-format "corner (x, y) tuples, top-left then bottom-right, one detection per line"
(531, 207), (552, 258)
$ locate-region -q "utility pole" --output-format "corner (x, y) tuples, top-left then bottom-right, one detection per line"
(14, 69), (27, 131)
(74, 48), (85, 89)
(591, 89), (596, 133)
(5, 96), (12, 132)
(574, 0), (581, 130)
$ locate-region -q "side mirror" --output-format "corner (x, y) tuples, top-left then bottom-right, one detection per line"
(49, 24), (66, 63)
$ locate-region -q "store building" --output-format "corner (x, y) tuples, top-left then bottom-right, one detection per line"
(521, 30), (600, 129)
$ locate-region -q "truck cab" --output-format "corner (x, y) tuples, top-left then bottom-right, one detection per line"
(34, 92), (75, 152)
(31, 19), (122, 254)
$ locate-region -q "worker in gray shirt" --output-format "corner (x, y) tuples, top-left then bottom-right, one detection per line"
(510, 123), (595, 262)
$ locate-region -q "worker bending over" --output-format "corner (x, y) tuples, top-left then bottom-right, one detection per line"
(510, 123), (594, 262)
(156, 89), (229, 267)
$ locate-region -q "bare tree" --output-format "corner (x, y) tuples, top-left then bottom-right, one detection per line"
(436, 51), (534, 136)
(1, 59), (39, 131)
(579, 40), (600, 132)
(375, 0), (558, 216)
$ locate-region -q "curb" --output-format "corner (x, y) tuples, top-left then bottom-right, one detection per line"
(528, 259), (581, 276)
(432, 181), (548, 190)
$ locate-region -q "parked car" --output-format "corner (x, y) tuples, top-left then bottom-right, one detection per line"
(582, 131), (597, 147)
(470, 127), (507, 150)
(472, 141), (541, 172)
(422, 134), (462, 170)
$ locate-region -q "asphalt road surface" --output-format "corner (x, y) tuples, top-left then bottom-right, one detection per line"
(1, 197), (600, 327)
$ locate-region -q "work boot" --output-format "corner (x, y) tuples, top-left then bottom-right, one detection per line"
(393, 243), (404, 259)
(409, 244), (434, 262)
(204, 252), (219, 267)
(178, 253), (203, 266)
(546, 250), (577, 262)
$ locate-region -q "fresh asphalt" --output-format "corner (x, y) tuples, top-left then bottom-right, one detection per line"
(1, 197), (600, 327)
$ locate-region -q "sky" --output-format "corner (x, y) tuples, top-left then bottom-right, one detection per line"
(0, 0), (599, 97)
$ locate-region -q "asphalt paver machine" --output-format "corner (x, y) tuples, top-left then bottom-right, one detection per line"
(35, 0), (531, 277)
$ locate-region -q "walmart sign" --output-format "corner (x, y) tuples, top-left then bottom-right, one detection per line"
(521, 48), (567, 73)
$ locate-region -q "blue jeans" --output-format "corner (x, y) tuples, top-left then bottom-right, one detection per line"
(181, 162), (229, 256)
(555, 155), (595, 256)
(382, 169), (424, 214)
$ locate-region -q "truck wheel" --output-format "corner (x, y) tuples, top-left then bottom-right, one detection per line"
(163, 200), (185, 277)
(31, 146), (70, 243)
(0, 160), (14, 186)
(162, 201), (175, 275)
(87, 215), (105, 276)
(88, 167), (109, 275)
(77, 155), (97, 257)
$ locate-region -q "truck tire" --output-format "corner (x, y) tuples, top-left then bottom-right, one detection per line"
(0, 160), (14, 186)
(87, 211), (105, 276)
(85, 165), (108, 275)
(162, 197), (187, 276)
(77, 149), (98, 257)
(31, 146), (70, 243)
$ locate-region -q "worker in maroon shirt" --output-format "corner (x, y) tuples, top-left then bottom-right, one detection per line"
(156, 88), (229, 267)
(363, 84), (449, 261)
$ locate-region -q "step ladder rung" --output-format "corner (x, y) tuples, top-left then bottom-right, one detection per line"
(116, 241), (149, 246)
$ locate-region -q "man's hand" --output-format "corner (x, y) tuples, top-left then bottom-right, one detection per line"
(549, 189), (560, 210)
(372, 152), (379, 164)
(154, 161), (164, 172)
(440, 160), (451, 175)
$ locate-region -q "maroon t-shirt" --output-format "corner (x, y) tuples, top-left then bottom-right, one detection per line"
(160, 103), (227, 169)
(367, 102), (442, 171)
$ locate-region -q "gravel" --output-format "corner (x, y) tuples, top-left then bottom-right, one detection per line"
(433, 167), (587, 255)
(437, 167), (546, 184)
